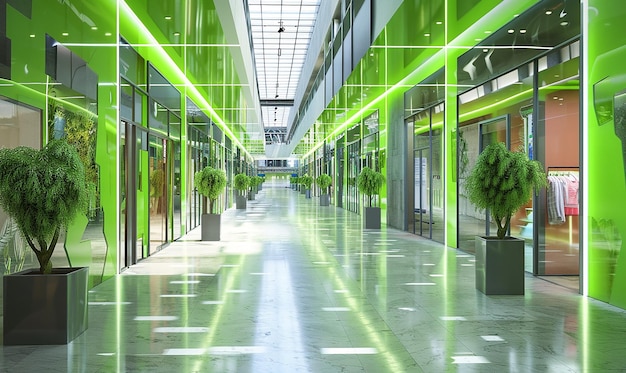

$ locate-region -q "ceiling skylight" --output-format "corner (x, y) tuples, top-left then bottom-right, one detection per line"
(248, 0), (321, 131)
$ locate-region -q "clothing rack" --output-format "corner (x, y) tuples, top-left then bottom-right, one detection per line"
(547, 166), (579, 176)
(546, 166), (579, 245)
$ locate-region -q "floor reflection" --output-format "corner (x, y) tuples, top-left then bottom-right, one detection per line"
(3, 182), (626, 372)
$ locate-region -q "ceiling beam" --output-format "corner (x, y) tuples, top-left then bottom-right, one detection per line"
(260, 99), (294, 107)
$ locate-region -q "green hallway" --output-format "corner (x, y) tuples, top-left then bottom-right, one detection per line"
(4, 181), (626, 372)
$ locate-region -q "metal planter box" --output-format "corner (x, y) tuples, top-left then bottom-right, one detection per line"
(320, 194), (330, 206)
(475, 236), (525, 295)
(236, 195), (247, 209)
(364, 207), (381, 229)
(4, 266), (89, 345)
(201, 213), (221, 241)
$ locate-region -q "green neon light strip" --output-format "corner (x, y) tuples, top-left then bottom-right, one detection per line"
(119, 2), (252, 160)
(303, 2), (543, 160)
(581, 0), (589, 299)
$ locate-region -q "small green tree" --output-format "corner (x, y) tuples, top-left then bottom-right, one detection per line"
(0, 139), (87, 274)
(465, 142), (546, 239)
(357, 167), (385, 207)
(316, 174), (332, 194)
(234, 173), (249, 195)
(194, 166), (227, 214)
(300, 174), (313, 190)
(249, 175), (262, 192)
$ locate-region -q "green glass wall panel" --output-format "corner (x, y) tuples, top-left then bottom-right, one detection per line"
(3, 0), (120, 284)
(2, 0), (253, 288)
(587, 0), (626, 306)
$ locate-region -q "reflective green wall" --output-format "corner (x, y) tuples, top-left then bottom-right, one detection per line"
(1, 0), (254, 286)
(587, 0), (626, 307)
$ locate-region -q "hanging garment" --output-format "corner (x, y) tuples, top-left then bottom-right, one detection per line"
(547, 175), (566, 225)
(563, 173), (579, 216)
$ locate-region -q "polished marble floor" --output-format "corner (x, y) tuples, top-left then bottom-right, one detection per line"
(4, 181), (626, 372)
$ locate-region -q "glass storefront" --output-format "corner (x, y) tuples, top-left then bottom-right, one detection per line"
(0, 98), (41, 275)
(404, 70), (445, 243)
(457, 42), (580, 288)
(406, 104), (445, 243)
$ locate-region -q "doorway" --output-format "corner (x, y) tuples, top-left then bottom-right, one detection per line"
(120, 121), (150, 270)
(406, 105), (445, 243)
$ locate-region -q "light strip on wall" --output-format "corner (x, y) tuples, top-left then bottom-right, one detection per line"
(302, 0), (543, 159)
(118, 2), (251, 159)
(581, 1), (589, 300)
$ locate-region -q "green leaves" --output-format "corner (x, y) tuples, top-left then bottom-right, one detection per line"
(194, 167), (227, 200)
(316, 174), (332, 192)
(0, 139), (87, 273)
(249, 175), (263, 188)
(300, 174), (313, 189)
(234, 173), (250, 192)
(357, 167), (385, 207)
(465, 142), (546, 238)
(194, 166), (227, 213)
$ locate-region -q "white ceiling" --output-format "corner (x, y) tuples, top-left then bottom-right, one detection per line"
(247, 0), (321, 131)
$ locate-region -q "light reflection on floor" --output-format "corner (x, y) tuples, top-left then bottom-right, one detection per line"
(3, 183), (626, 372)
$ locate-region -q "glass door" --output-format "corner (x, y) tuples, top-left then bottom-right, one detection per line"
(457, 115), (510, 253)
(406, 105), (445, 243)
(347, 140), (360, 213)
(120, 121), (130, 270)
(120, 121), (150, 269)
(336, 136), (344, 208)
(149, 134), (168, 254)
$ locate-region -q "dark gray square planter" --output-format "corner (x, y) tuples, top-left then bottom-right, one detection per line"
(201, 213), (221, 241)
(364, 207), (381, 229)
(320, 194), (330, 206)
(247, 191), (255, 201)
(4, 266), (89, 345)
(300, 188), (306, 195)
(236, 195), (247, 209)
(475, 236), (525, 295)
(305, 189), (311, 199)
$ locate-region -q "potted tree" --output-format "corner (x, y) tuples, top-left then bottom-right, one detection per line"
(248, 175), (261, 200)
(234, 173), (249, 209)
(291, 176), (299, 191)
(300, 174), (313, 198)
(316, 174), (332, 206)
(257, 175), (265, 191)
(357, 167), (385, 229)
(465, 142), (546, 295)
(0, 139), (88, 345)
(194, 166), (227, 241)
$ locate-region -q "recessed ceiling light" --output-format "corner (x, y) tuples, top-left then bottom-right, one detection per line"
(520, 29), (527, 34)
(508, 29), (515, 34)
(545, 10), (553, 15)
(105, 32), (112, 36)
(29, 34), (35, 38)
(561, 21), (569, 26)
(164, 16), (172, 20)
(436, 21), (442, 25)
(62, 32), (69, 36)
(424, 33), (430, 37)
(91, 26), (98, 31)
(173, 32), (180, 36)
